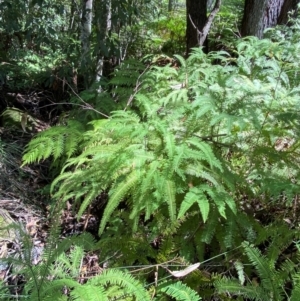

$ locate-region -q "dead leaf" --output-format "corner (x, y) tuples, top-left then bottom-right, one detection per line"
(165, 262), (200, 278)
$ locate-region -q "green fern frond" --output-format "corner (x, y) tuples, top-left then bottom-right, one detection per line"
(89, 269), (151, 301)
(174, 54), (187, 68)
(162, 88), (189, 105)
(178, 187), (210, 223)
(159, 281), (201, 301)
(199, 170), (220, 187)
(53, 245), (84, 278)
(164, 131), (176, 159)
(241, 242), (283, 300)
(214, 278), (267, 301)
(31, 278), (80, 301)
(165, 180), (176, 222)
(219, 212), (236, 249)
(99, 170), (141, 235)
(135, 93), (161, 116)
(242, 242), (275, 286)
(200, 208), (219, 244)
(71, 284), (107, 301)
(186, 138), (223, 170)
(291, 281), (300, 301)
(178, 187), (201, 219)
(77, 183), (102, 218)
(22, 120), (85, 165)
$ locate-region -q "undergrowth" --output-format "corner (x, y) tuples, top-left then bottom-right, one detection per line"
(19, 16), (300, 301)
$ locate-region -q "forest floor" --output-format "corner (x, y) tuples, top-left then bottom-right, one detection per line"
(0, 118), (104, 290)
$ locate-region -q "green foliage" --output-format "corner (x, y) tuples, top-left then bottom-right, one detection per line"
(148, 11), (186, 55)
(0, 0), (77, 89)
(22, 120), (86, 166)
(20, 19), (300, 300)
(215, 236), (300, 301)
(23, 24), (300, 238)
(1, 216), (204, 301)
(0, 220), (139, 301)
(209, 0), (244, 51)
(49, 106), (234, 235)
(158, 281), (201, 301)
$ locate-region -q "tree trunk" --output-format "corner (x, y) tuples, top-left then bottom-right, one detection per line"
(241, 0), (269, 38)
(81, 0), (93, 87)
(168, 0), (174, 12)
(69, 0), (77, 32)
(278, 0), (299, 24)
(198, 0), (222, 47)
(94, 0), (111, 82)
(264, 0), (286, 28)
(186, 0), (207, 55)
(241, 0), (297, 38)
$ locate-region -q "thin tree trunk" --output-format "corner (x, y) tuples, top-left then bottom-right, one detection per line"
(95, 0), (111, 83)
(199, 0), (222, 46)
(81, 0), (93, 87)
(69, 0), (77, 32)
(168, 0), (174, 12)
(186, 0), (207, 55)
(186, 0), (222, 55)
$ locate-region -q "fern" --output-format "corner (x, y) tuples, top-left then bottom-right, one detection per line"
(215, 237), (300, 301)
(99, 170), (140, 234)
(22, 119), (85, 165)
(22, 26), (300, 281)
(89, 269), (151, 301)
(178, 186), (210, 223)
(4, 220), (155, 301)
(158, 281), (201, 301)
(45, 103), (232, 235)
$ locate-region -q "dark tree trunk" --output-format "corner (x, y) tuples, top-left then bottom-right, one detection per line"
(168, 0), (174, 12)
(186, 0), (207, 55)
(241, 0), (269, 38)
(94, 0), (111, 81)
(241, 0), (298, 38)
(278, 0), (299, 24)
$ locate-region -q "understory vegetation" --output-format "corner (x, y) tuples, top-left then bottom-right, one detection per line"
(1, 0), (300, 300)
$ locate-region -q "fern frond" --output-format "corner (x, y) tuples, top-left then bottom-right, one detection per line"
(99, 170), (140, 235)
(89, 269), (151, 301)
(215, 278), (267, 301)
(165, 180), (176, 222)
(201, 208), (219, 244)
(291, 282), (300, 301)
(242, 242), (280, 300)
(31, 278), (80, 300)
(174, 54), (187, 68)
(22, 120), (85, 165)
(178, 187), (210, 223)
(159, 281), (201, 301)
(71, 284), (108, 301)
(186, 137), (223, 170)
